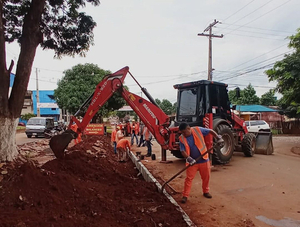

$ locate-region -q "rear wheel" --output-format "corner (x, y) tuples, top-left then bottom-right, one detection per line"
(171, 150), (184, 159)
(242, 133), (256, 157)
(213, 124), (234, 164)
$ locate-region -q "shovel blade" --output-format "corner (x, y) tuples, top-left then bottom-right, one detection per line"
(49, 130), (77, 159)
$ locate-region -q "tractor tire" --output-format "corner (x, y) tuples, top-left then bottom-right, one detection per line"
(242, 133), (256, 157)
(171, 150), (184, 159)
(213, 124), (234, 165)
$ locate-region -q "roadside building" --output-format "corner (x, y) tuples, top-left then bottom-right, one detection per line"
(32, 90), (60, 121)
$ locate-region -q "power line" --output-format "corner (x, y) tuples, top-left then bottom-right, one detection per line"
(220, 22), (294, 34)
(227, 33), (285, 41)
(216, 43), (288, 74)
(220, 62), (276, 82)
(229, 83), (276, 89)
(214, 49), (292, 80)
(218, 0), (275, 33)
(224, 0), (293, 36)
(222, 0), (256, 22)
(218, 27), (288, 37)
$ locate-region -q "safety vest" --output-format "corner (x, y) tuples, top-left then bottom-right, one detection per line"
(179, 127), (208, 160)
(143, 127), (151, 141)
(111, 130), (117, 142)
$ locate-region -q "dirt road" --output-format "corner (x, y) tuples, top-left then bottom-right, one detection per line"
(132, 136), (300, 227)
(16, 132), (43, 145)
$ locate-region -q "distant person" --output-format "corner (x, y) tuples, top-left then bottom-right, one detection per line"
(111, 125), (118, 154)
(126, 122), (131, 136)
(178, 123), (224, 204)
(138, 122), (145, 147)
(131, 120), (139, 145)
(143, 126), (152, 157)
(117, 138), (131, 162)
(116, 126), (124, 143)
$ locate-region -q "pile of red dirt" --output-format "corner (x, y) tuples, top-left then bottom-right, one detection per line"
(0, 136), (187, 227)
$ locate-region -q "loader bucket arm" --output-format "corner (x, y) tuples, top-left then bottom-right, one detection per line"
(50, 67), (130, 158)
(120, 89), (170, 149)
(50, 66), (171, 158)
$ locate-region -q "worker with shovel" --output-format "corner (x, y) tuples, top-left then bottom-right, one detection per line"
(179, 123), (224, 204)
(117, 138), (131, 162)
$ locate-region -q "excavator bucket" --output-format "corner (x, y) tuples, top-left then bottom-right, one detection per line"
(255, 131), (274, 155)
(49, 130), (78, 159)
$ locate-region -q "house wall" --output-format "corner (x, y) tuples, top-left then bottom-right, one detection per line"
(32, 90), (60, 121)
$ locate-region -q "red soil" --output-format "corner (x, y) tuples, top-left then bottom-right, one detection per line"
(0, 136), (187, 227)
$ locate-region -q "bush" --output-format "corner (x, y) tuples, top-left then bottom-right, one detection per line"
(20, 113), (36, 121)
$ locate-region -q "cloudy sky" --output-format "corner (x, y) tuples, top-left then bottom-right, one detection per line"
(6, 0), (300, 103)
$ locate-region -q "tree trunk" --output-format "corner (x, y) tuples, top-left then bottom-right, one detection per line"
(0, 117), (18, 161)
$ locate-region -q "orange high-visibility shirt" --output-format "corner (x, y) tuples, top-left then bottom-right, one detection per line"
(179, 127), (208, 160)
(111, 130), (117, 142)
(117, 139), (131, 149)
(143, 127), (151, 141)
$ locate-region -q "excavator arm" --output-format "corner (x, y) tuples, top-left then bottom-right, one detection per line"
(50, 66), (170, 158)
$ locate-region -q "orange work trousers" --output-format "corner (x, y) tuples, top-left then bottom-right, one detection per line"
(183, 161), (210, 197)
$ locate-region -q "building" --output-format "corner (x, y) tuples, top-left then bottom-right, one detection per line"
(32, 90), (60, 121)
(9, 73), (34, 116)
(22, 90), (34, 115)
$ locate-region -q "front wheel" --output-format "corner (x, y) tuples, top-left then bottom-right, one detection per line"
(27, 135), (32, 138)
(213, 124), (234, 164)
(242, 133), (256, 157)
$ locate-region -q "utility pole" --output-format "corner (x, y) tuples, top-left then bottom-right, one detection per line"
(198, 19), (223, 81)
(36, 68), (40, 117)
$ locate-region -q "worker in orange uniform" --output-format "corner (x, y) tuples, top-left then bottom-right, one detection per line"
(111, 125), (118, 154)
(70, 123), (82, 145)
(115, 126), (124, 143)
(131, 120), (139, 145)
(143, 126), (152, 157)
(179, 123), (224, 204)
(117, 138), (130, 162)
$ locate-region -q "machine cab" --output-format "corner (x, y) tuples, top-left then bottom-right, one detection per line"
(174, 80), (231, 126)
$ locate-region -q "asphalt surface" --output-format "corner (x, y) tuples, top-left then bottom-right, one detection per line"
(132, 136), (300, 227)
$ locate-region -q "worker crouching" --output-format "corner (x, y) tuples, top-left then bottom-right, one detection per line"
(117, 139), (131, 162)
(179, 123), (224, 204)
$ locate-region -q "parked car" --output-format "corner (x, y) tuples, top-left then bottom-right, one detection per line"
(25, 117), (55, 138)
(245, 120), (270, 133)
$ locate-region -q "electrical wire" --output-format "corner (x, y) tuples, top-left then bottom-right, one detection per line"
(224, 0), (293, 36)
(218, 0), (275, 33)
(222, 0), (256, 22)
(220, 22), (294, 34)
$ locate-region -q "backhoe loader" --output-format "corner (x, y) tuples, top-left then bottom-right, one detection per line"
(50, 66), (273, 163)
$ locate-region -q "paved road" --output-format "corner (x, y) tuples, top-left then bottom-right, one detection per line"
(16, 133), (43, 145)
(132, 136), (300, 227)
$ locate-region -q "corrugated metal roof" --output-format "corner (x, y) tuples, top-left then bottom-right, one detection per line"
(235, 105), (280, 112)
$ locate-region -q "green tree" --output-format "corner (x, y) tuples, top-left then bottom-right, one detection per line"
(228, 85), (260, 105)
(155, 98), (161, 106)
(260, 89), (277, 106)
(172, 101), (178, 114)
(239, 84), (260, 105)
(155, 98), (175, 115)
(0, 0), (99, 161)
(228, 89), (244, 104)
(54, 64), (126, 122)
(20, 113), (36, 121)
(265, 29), (300, 117)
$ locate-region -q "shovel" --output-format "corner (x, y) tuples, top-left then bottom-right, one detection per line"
(159, 146), (216, 194)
